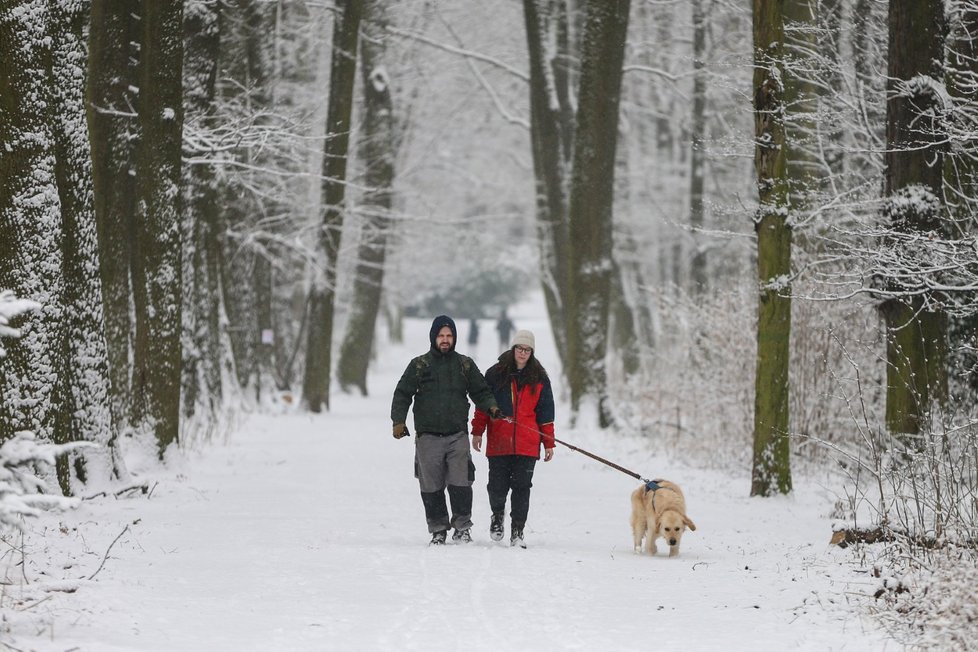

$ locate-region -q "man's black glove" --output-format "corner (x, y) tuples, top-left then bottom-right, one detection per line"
(393, 423), (410, 439)
(488, 406), (503, 420)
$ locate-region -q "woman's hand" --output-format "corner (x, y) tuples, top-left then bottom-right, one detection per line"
(544, 447), (554, 462)
(471, 434), (483, 452)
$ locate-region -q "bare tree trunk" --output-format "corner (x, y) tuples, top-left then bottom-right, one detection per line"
(337, 0), (396, 396)
(254, 254), (274, 396)
(689, 0), (708, 292)
(221, 248), (257, 391)
(751, 0), (793, 497)
(523, 0), (572, 367)
(851, 0), (886, 177)
(943, 4), (978, 215)
(819, 0), (845, 178)
(87, 0), (140, 439)
(50, 1), (119, 488)
(881, 0), (947, 437)
(132, 0), (185, 456)
(1, 2), (121, 493)
(565, 0), (630, 427)
(242, 0), (278, 402)
(609, 260), (640, 377)
(182, 0), (225, 420)
(944, 1), (978, 402)
(214, 0), (281, 402)
(784, 0), (819, 228)
(551, 0), (576, 163)
(302, 0), (363, 412)
(0, 1), (65, 463)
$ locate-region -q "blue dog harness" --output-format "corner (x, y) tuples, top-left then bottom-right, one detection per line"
(644, 479), (664, 493)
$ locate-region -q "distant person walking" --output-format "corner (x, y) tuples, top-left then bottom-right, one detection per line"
(471, 329), (555, 548)
(467, 317), (479, 347)
(391, 315), (501, 545)
(495, 308), (515, 350)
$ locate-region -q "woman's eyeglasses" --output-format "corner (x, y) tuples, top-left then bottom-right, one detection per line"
(514, 346), (532, 354)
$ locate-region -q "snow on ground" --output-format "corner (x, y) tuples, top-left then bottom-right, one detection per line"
(3, 297), (895, 651)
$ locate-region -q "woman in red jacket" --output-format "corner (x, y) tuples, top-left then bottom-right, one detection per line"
(471, 330), (555, 547)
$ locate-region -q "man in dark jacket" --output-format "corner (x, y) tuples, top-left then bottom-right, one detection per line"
(392, 315), (501, 545)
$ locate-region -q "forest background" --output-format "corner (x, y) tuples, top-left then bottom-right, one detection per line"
(2, 0), (978, 647)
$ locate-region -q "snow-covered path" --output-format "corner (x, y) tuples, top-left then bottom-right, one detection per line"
(8, 310), (894, 651)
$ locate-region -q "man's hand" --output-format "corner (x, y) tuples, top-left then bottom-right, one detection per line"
(544, 447), (555, 462)
(488, 406), (503, 420)
(471, 434), (483, 452)
(393, 423), (410, 439)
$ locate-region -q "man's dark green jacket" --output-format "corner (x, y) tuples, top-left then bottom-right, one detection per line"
(391, 348), (496, 435)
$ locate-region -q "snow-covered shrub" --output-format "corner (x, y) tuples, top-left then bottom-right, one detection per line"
(617, 282), (755, 468)
(0, 431), (86, 529)
(0, 291), (87, 530)
(825, 360), (978, 647)
(619, 278), (883, 473)
(856, 423), (978, 557)
(867, 548), (978, 650)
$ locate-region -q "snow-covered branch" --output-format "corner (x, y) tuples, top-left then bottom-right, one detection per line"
(800, 224), (978, 316)
(385, 26), (529, 82)
(0, 290), (40, 358)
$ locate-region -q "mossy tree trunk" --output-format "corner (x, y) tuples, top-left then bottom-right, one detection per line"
(750, 0), (793, 497)
(881, 0), (947, 438)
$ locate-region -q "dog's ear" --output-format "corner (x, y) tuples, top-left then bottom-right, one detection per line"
(684, 515), (697, 531)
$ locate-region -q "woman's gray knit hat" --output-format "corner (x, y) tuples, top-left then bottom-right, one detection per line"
(511, 329), (535, 350)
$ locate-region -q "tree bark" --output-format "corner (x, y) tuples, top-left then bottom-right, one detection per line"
(302, 0), (363, 412)
(132, 0), (186, 456)
(182, 0), (225, 420)
(851, 0), (886, 177)
(242, 0), (277, 401)
(0, 1), (64, 462)
(87, 0), (140, 438)
(944, 2), (978, 402)
(337, 0), (396, 396)
(819, 0), (845, 178)
(522, 0), (572, 367)
(751, 0), (793, 497)
(565, 0), (630, 426)
(50, 1), (119, 488)
(882, 0), (947, 437)
(783, 0), (819, 217)
(689, 0), (708, 292)
(217, 0), (279, 400)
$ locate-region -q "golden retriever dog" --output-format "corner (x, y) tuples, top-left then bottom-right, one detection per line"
(630, 479), (696, 557)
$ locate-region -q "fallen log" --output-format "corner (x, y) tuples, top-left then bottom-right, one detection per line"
(830, 527), (894, 548)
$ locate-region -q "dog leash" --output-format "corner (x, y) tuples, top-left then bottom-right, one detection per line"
(495, 416), (651, 483)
